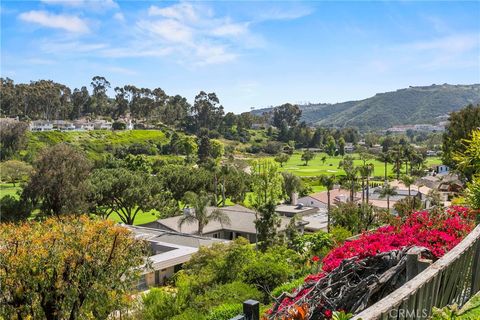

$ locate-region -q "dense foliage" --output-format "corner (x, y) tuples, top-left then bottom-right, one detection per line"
(0, 216), (148, 320)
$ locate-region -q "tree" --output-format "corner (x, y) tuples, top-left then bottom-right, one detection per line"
(453, 129), (480, 181)
(89, 168), (177, 224)
(443, 104), (480, 171)
(190, 91), (224, 133)
(319, 175), (336, 232)
(0, 194), (32, 222)
(326, 135), (336, 156)
(0, 160), (32, 186)
(254, 201), (281, 251)
(0, 216), (148, 320)
(178, 191), (230, 236)
(272, 103), (302, 128)
(338, 137), (346, 156)
(0, 121), (28, 160)
(401, 175), (415, 198)
(301, 150), (315, 166)
(274, 153), (290, 167)
(90, 76), (111, 116)
(23, 144), (91, 216)
(466, 176), (480, 210)
(377, 152), (391, 182)
(198, 130), (212, 163)
(379, 183), (398, 212)
(249, 159), (284, 208)
(338, 156), (358, 202)
(282, 172), (302, 204)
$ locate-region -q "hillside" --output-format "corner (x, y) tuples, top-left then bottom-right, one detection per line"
(253, 84), (480, 130)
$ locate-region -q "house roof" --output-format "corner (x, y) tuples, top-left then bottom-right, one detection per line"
(303, 189), (353, 204)
(125, 225), (226, 272)
(153, 204), (296, 235)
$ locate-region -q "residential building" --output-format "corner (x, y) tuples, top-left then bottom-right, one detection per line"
(29, 120), (53, 131)
(126, 225), (227, 290)
(141, 204), (308, 243)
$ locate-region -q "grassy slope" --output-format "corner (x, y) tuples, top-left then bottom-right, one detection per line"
(24, 130), (168, 160)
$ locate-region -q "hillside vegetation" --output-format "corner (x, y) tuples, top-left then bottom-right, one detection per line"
(254, 84), (480, 130)
(22, 130), (168, 161)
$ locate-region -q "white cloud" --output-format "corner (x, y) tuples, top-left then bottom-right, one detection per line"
(19, 10), (90, 33)
(405, 34), (479, 53)
(40, 0), (118, 10)
(138, 19), (193, 44)
(113, 12), (124, 21)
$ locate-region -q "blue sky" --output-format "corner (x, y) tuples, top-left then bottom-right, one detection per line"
(1, 1), (479, 113)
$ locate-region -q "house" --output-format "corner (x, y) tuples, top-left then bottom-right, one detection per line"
(92, 120), (112, 130)
(434, 165), (450, 175)
(126, 225), (227, 290)
(141, 204), (308, 243)
(29, 120), (54, 131)
(275, 204), (318, 217)
(297, 189), (356, 209)
(344, 143), (355, 153)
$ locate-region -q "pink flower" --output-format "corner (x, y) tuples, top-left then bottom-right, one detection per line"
(312, 256), (320, 262)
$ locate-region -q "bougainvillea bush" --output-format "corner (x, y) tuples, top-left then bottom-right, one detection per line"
(268, 206), (477, 319)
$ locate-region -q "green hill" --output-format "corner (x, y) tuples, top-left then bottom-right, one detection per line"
(255, 84), (480, 130)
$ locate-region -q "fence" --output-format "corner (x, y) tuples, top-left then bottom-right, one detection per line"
(232, 223), (480, 320)
(230, 300), (260, 320)
(353, 223), (480, 319)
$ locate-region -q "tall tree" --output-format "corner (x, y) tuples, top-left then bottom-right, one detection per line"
(282, 172), (302, 204)
(319, 175), (336, 232)
(443, 104), (480, 173)
(0, 217), (147, 320)
(377, 152), (391, 182)
(250, 159), (284, 208)
(89, 168), (177, 224)
(0, 120), (28, 160)
(23, 144), (91, 216)
(325, 135), (336, 156)
(339, 155), (358, 202)
(254, 201), (281, 251)
(338, 137), (346, 156)
(272, 103), (302, 128)
(178, 191), (230, 235)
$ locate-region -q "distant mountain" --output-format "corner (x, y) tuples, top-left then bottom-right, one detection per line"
(252, 84), (480, 130)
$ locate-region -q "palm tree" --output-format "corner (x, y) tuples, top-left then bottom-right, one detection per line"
(319, 175), (336, 233)
(401, 175), (416, 211)
(178, 191), (230, 236)
(377, 152), (391, 182)
(401, 175), (415, 198)
(379, 183), (398, 212)
(339, 156), (358, 202)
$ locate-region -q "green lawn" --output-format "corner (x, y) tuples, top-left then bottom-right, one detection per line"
(108, 209), (161, 225)
(0, 183), (21, 199)
(270, 152), (442, 178)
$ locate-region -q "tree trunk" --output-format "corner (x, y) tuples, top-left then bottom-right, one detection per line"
(387, 196), (390, 212)
(327, 190), (331, 233)
(366, 176), (370, 204)
(384, 161), (387, 182)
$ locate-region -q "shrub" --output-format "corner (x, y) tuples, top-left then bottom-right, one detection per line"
(271, 277), (305, 298)
(205, 303), (242, 320)
(141, 288), (178, 320)
(193, 282), (262, 312)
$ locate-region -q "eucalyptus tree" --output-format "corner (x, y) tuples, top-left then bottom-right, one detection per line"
(282, 172), (302, 204)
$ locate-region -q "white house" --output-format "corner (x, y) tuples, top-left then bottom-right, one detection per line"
(126, 226), (227, 290)
(30, 121), (53, 131)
